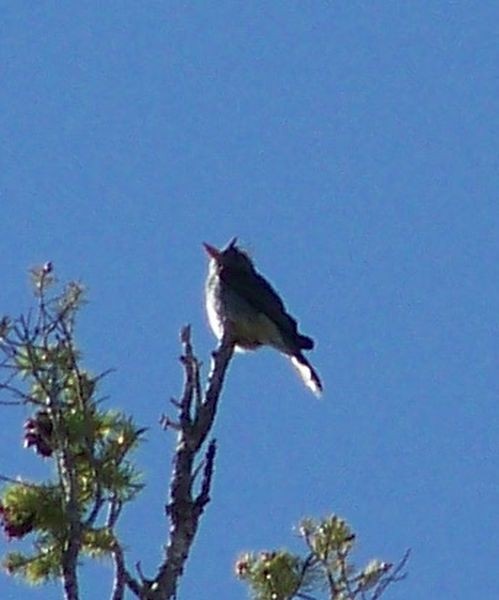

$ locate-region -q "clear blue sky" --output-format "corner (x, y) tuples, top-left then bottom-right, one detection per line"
(1, 3), (498, 599)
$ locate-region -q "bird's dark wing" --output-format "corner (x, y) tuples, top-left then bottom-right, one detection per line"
(220, 266), (313, 350)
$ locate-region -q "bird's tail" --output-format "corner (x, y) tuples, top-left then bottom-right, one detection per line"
(290, 352), (323, 397)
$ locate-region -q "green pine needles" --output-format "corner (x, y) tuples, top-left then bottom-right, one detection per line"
(0, 264), (144, 587)
(236, 516), (409, 600)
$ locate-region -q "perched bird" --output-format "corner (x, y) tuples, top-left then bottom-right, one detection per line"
(203, 238), (323, 396)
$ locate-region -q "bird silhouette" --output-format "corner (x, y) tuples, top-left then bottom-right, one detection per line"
(203, 238), (323, 396)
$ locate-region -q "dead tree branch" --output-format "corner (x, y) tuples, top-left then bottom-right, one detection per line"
(133, 326), (234, 600)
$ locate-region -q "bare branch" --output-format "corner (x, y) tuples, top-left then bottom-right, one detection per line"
(111, 541), (141, 600)
(0, 474), (40, 488)
(194, 439), (217, 510)
(0, 399), (24, 406)
(140, 328), (234, 600)
(370, 549), (411, 600)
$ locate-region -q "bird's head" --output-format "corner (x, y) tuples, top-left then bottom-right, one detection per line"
(203, 238), (254, 273)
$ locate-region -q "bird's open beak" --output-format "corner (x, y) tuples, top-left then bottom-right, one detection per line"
(203, 242), (221, 260)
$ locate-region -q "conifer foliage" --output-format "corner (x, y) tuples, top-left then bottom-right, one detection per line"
(0, 265), (143, 596)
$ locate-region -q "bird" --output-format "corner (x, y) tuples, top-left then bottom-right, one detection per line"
(203, 238), (323, 396)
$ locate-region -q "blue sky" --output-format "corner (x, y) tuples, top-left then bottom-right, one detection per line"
(1, 3), (498, 599)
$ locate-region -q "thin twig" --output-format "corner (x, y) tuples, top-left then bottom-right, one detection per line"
(111, 541), (141, 600)
(0, 474), (40, 488)
(370, 549), (411, 600)
(194, 439), (217, 510)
